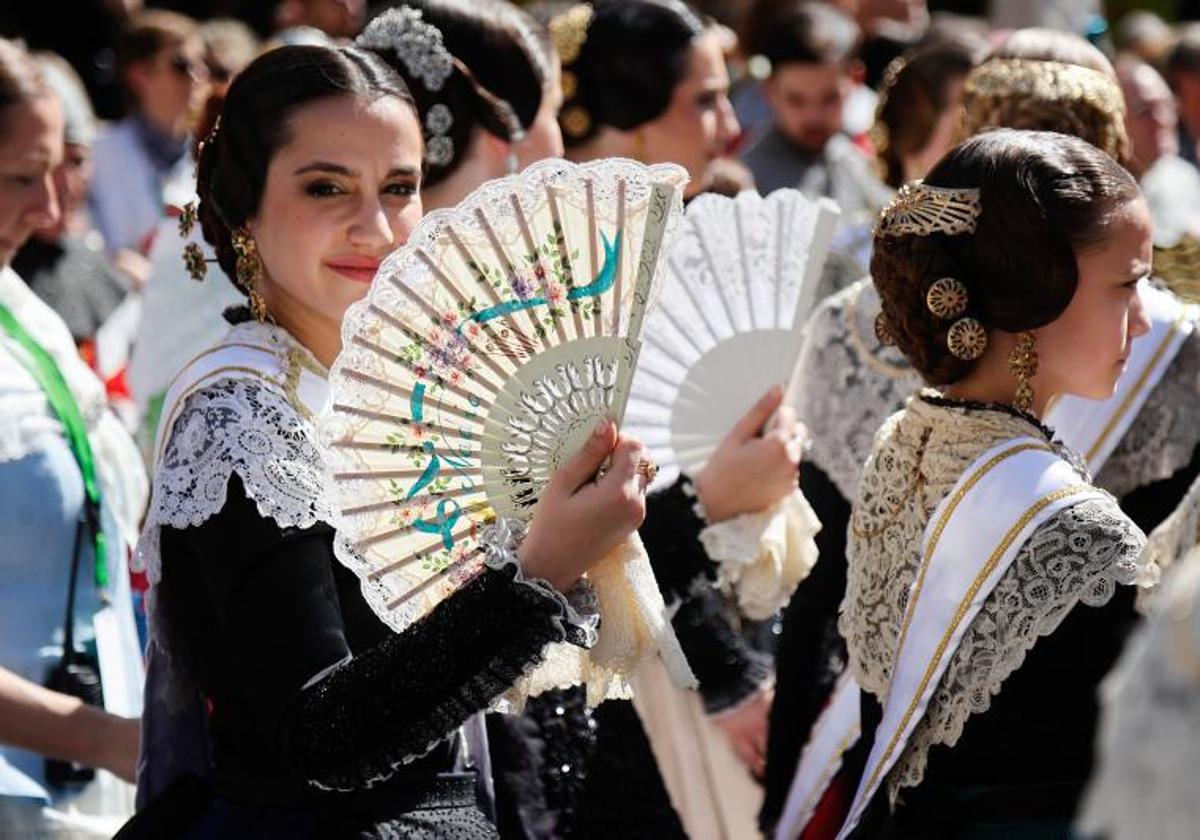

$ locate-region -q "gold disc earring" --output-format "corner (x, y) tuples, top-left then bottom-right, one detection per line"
(1008, 331), (1038, 412)
(231, 227), (269, 323)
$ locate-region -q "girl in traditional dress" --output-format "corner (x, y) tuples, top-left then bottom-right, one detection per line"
(125, 43), (653, 838)
(819, 128), (1158, 837)
(766, 30), (1200, 837)
(361, 4), (812, 836)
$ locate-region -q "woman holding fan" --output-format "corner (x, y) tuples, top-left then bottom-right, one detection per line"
(126, 42), (654, 838)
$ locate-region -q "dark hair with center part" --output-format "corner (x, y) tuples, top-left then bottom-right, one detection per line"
(194, 45), (416, 294)
(872, 129), (1141, 385)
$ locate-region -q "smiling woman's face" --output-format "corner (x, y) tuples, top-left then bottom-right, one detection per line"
(247, 92), (424, 336)
(0, 94), (63, 267)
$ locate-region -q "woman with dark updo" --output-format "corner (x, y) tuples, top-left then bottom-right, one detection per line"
(123, 42), (654, 838)
(796, 128), (1159, 838)
(556, 0), (741, 199)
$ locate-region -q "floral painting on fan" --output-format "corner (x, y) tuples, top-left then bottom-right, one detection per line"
(321, 158), (686, 641)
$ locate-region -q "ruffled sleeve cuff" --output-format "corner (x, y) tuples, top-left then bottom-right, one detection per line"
(479, 518), (600, 649)
(698, 488), (823, 621)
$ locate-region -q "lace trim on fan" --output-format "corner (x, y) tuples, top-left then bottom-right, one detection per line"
(479, 518), (600, 649)
(134, 376), (334, 584)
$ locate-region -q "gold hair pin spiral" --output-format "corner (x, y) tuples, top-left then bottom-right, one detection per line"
(946, 317), (987, 360)
(926, 276), (970, 320)
(876, 180), (982, 238)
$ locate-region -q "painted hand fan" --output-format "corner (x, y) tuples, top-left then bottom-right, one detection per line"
(322, 158), (691, 701)
(624, 189), (840, 488)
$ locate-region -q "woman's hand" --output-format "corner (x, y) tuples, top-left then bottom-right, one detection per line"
(713, 686), (772, 780)
(693, 385), (805, 524)
(519, 419), (651, 591)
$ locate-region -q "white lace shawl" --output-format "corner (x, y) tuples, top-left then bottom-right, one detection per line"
(841, 396), (1157, 800)
(133, 321), (333, 589)
(134, 321), (606, 711)
(0, 266), (147, 552)
(792, 278), (922, 501)
(1080, 547), (1200, 840)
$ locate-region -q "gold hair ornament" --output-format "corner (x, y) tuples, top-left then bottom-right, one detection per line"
(869, 54), (908, 175)
(875, 180), (982, 238)
(946, 317), (988, 360)
(926, 276), (970, 320)
(551, 4), (595, 140)
(232, 227), (270, 323)
(550, 4), (593, 65)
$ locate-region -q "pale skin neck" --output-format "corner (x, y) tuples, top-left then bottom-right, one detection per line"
(260, 286), (341, 371)
(939, 330), (1056, 419)
(421, 130), (508, 213)
(566, 126), (637, 165)
(900, 155), (924, 185)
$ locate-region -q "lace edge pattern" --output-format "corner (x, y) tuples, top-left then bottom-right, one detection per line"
(133, 376), (335, 583)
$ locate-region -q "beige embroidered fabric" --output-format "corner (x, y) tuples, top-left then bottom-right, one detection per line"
(841, 395), (1156, 801)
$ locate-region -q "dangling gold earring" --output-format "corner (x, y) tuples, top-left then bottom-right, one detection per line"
(231, 226), (269, 323)
(1008, 331), (1038, 413)
(632, 130), (647, 163)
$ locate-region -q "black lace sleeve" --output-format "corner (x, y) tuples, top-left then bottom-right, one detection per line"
(164, 474), (578, 792)
(672, 584), (773, 715)
(290, 560), (574, 791)
(641, 476), (772, 714)
(640, 475), (714, 602)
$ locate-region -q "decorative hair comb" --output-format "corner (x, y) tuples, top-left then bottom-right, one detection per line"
(875, 180), (982, 238)
(357, 7), (457, 167)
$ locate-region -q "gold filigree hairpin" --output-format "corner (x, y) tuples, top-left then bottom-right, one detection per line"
(875, 180), (982, 238)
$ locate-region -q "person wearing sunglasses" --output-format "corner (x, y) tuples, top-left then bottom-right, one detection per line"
(89, 10), (208, 256)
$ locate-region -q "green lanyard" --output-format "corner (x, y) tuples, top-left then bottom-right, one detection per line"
(0, 302), (107, 588)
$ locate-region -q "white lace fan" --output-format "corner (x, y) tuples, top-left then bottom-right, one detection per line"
(624, 189), (839, 488)
(321, 158), (691, 700)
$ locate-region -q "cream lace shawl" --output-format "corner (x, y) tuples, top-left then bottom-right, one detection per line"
(841, 395), (1158, 801)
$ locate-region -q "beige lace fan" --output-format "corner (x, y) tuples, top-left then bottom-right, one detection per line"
(321, 158), (692, 701)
